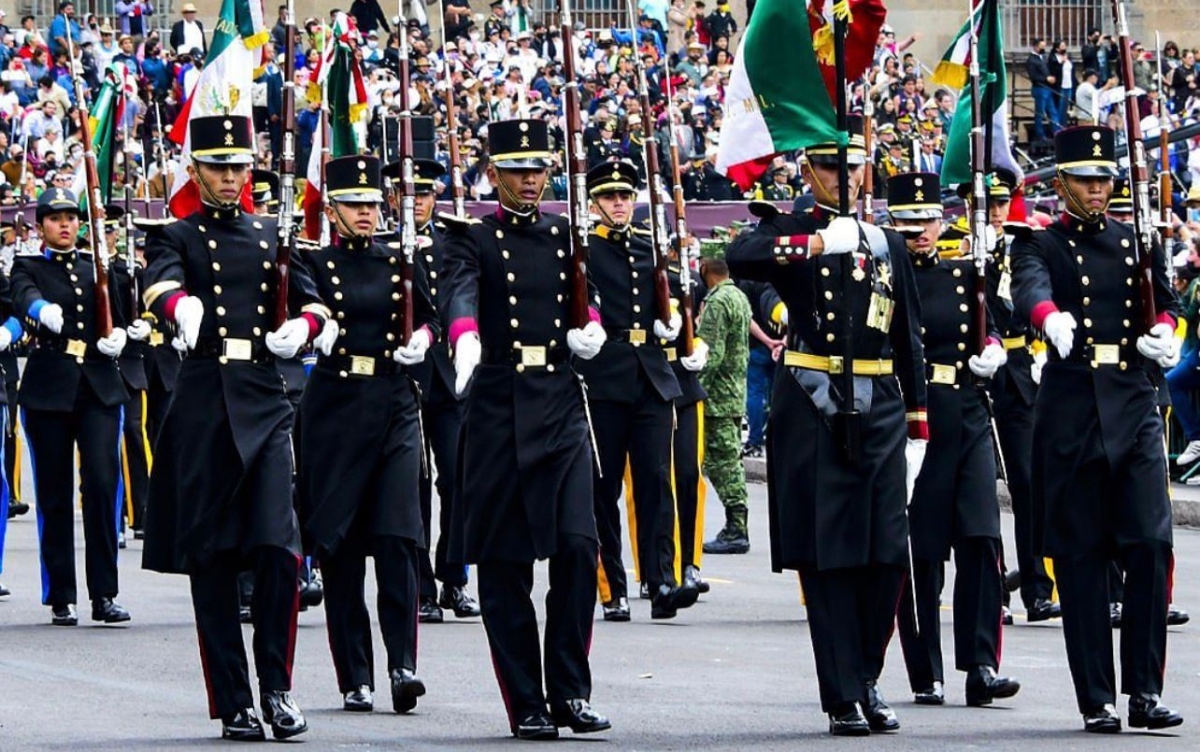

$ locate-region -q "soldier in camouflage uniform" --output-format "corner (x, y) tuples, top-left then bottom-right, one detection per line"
(697, 240), (753, 554)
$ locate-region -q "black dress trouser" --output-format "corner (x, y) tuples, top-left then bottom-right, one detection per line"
(418, 395), (467, 599)
(674, 401), (702, 570)
(121, 389), (151, 530)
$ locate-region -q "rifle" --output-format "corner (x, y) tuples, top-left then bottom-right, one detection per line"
(14, 127), (30, 254)
(122, 121), (138, 323)
(64, 19), (113, 338)
(862, 92), (875, 224)
(662, 70), (694, 357)
(438, 16), (466, 217)
(1113, 0), (1158, 332)
(625, 3), (673, 328)
(967, 2), (988, 357)
(396, 16), (416, 345)
(1157, 31), (1174, 249)
(560, 0), (591, 329)
(152, 99), (170, 215)
(275, 0), (298, 328)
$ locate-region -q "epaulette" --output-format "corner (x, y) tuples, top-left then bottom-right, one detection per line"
(295, 238), (322, 252)
(437, 211), (481, 230)
(631, 226), (652, 237)
(1006, 222), (1042, 241)
(131, 217), (177, 231)
(748, 200), (780, 219)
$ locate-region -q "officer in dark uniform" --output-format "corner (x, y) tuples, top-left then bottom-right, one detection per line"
(1011, 125), (1184, 733)
(300, 155), (438, 714)
(0, 232), (21, 596)
(383, 149), (481, 624)
(576, 159), (699, 622)
(13, 188), (132, 626)
(887, 172), (1020, 708)
(586, 119), (624, 169)
(141, 114), (330, 741)
(726, 121), (928, 736)
(441, 118), (611, 740)
(762, 166), (795, 201)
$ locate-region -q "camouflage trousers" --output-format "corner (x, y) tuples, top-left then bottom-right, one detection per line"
(702, 414), (748, 535)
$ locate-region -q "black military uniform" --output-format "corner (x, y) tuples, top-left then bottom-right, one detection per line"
(0, 249), (21, 595)
(0, 243), (25, 521)
(669, 262), (708, 590)
(886, 172), (1019, 708)
(726, 125), (928, 735)
(13, 188), (132, 626)
(441, 119), (610, 740)
(1011, 125), (1183, 732)
(575, 160), (697, 621)
(141, 115), (328, 741)
(299, 155), (438, 714)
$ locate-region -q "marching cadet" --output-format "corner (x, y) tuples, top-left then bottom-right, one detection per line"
(577, 158), (700, 622)
(888, 171), (1021, 708)
(441, 118), (611, 740)
(980, 170), (1062, 623)
(382, 152), (481, 624)
(299, 155), (438, 714)
(0, 242), (20, 597)
(140, 114), (330, 741)
(1011, 125), (1183, 733)
(13, 188), (132, 626)
(725, 120), (928, 736)
(2, 233), (26, 524)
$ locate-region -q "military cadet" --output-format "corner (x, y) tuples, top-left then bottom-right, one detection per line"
(980, 169), (1062, 624)
(299, 155), (438, 714)
(441, 118), (611, 740)
(726, 121), (929, 736)
(1, 226), (26, 524)
(1011, 125), (1183, 733)
(576, 159), (700, 622)
(383, 150), (481, 624)
(696, 240), (752, 555)
(887, 171), (1021, 708)
(12, 187), (132, 626)
(0, 244), (20, 597)
(140, 114), (330, 741)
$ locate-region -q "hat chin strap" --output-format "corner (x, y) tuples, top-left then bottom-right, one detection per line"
(496, 175), (540, 215)
(1058, 170), (1108, 222)
(192, 159), (241, 209)
(332, 201), (374, 241)
(805, 164), (846, 215)
(593, 201), (630, 233)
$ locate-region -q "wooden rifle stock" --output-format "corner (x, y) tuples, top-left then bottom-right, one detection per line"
(561, 1), (591, 329)
(275, 1), (298, 328)
(862, 95), (875, 224)
(662, 73), (694, 356)
(441, 47), (467, 216)
(397, 23), (416, 345)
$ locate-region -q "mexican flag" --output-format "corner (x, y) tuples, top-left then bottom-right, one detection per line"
(932, 0), (1023, 188)
(167, 0), (268, 218)
(72, 63), (126, 212)
(717, 0), (886, 190)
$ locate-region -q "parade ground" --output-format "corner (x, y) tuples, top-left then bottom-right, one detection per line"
(1, 478), (1198, 751)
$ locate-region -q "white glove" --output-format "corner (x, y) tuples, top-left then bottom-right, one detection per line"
(814, 216), (861, 256)
(968, 342), (1008, 379)
(567, 320), (607, 360)
(38, 302), (64, 334)
(127, 318), (152, 342)
(1042, 311), (1076, 359)
(96, 327), (128, 358)
(173, 295), (203, 350)
(1137, 322), (1181, 368)
(982, 224), (998, 253)
(313, 317), (339, 357)
(172, 334), (188, 353)
(453, 331), (481, 395)
(265, 318), (310, 360)
(680, 339), (709, 372)
(0, 327), (11, 352)
(394, 327), (431, 366)
(905, 438), (928, 504)
(654, 313), (682, 342)
(1031, 350), (1047, 385)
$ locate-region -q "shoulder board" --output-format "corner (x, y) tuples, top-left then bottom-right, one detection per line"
(1006, 222), (1042, 242)
(631, 227), (652, 237)
(295, 238), (322, 252)
(748, 200), (780, 220)
(436, 211), (481, 225)
(131, 217), (177, 231)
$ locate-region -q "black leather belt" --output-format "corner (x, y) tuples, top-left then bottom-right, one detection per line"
(1052, 342), (1139, 367)
(318, 353), (401, 377)
(926, 362), (971, 386)
(604, 327), (661, 346)
(481, 345), (571, 369)
(193, 336), (273, 363)
(36, 337), (106, 360)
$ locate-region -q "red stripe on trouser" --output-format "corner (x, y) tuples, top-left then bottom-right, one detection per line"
(195, 625), (220, 719)
(1168, 550), (1175, 603)
(488, 649), (517, 731)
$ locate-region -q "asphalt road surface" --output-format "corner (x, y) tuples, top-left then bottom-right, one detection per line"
(1, 479), (1197, 751)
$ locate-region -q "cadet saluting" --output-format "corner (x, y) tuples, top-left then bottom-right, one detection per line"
(1011, 125), (1183, 733)
(140, 115), (331, 742)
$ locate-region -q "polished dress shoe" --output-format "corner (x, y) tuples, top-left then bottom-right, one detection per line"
(51, 604), (78, 626)
(1128, 693), (1183, 730)
(864, 681), (900, 731)
(1003, 568), (1021, 593)
(118, 530), (127, 549)
(683, 564), (710, 594)
(1110, 602), (1123, 628)
(260, 690), (307, 739)
(418, 597), (444, 624)
(1026, 599), (1062, 622)
(550, 698), (611, 734)
(221, 708), (266, 741)
(7, 500), (29, 518)
(602, 597), (630, 622)
(1083, 703), (1122, 733)
(828, 702), (870, 737)
(515, 711), (559, 740)
(343, 685), (374, 712)
(299, 568), (324, 609)
(0, 582), (9, 597)
(91, 598), (131, 624)
(1167, 604), (1190, 626)
(390, 668), (426, 713)
(132, 527), (145, 540)
(238, 604), (253, 624)
(965, 665), (1020, 707)
(702, 529), (750, 555)
(439, 584), (481, 618)
(913, 681), (945, 706)
(639, 581), (651, 600)
(650, 582), (700, 620)
(1001, 606), (1013, 626)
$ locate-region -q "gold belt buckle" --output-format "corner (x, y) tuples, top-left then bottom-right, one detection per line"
(149, 330), (164, 346)
(520, 345), (547, 367)
(1093, 344), (1120, 365)
(222, 338), (253, 361)
(628, 329), (647, 345)
(931, 364), (957, 385)
(827, 355), (845, 375)
(664, 347), (677, 362)
(66, 339), (87, 358)
(350, 355), (376, 376)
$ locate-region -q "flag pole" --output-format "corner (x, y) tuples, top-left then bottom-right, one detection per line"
(981, 0), (996, 172)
